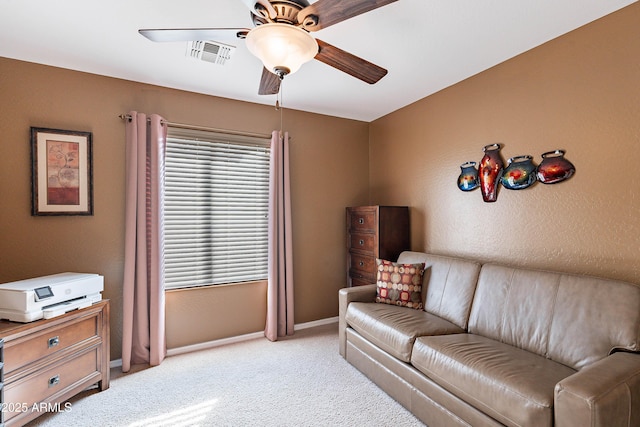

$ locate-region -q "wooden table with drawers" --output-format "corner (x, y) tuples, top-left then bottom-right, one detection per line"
(0, 300), (109, 426)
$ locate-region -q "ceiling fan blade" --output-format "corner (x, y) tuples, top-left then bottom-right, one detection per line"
(258, 67), (281, 95)
(139, 28), (249, 43)
(314, 39), (387, 84)
(298, 0), (398, 32)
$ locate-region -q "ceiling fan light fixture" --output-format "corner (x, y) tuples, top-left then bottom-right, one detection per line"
(246, 23), (318, 76)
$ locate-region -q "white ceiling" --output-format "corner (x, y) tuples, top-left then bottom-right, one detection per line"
(0, 0), (636, 122)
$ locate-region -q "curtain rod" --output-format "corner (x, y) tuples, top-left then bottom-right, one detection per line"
(118, 114), (272, 140)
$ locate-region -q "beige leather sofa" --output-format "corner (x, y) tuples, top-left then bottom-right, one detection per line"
(339, 252), (640, 427)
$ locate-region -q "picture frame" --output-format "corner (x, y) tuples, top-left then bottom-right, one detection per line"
(31, 127), (93, 216)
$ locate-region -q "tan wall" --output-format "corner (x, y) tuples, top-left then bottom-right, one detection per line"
(369, 3), (640, 285)
(165, 281), (267, 348)
(0, 58), (370, 357)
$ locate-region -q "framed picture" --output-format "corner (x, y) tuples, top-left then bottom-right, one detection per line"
(31, 127), (93, 216)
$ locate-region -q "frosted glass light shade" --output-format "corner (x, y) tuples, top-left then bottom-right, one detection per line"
(245, 23), (318, 75)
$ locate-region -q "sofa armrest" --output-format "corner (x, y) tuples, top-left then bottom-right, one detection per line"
(555, 351), (640, 427)
(338, 284), (377, 357)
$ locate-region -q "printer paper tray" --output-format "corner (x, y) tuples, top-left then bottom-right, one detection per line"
(0, 293), (102, 323)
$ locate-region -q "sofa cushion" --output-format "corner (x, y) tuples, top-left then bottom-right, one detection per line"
(397, 252), (481, 330)
(375, 258), (425, 309)
(346, 302), (464, 362)
(469, 264), (640, 370)
(411, 333), (576, 427)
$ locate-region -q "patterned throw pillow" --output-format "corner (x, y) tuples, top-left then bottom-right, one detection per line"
(375, 259), (425, 310)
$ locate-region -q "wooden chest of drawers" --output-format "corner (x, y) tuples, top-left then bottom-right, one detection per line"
(0, 338), (4, 425)
(346, 206), (410, 287)
(0, 300), (109, 426)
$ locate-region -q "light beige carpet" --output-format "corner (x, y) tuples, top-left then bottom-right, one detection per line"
(27, 323), (424, 426)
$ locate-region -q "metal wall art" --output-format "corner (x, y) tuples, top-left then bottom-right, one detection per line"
(478, 143), (504, 202)
(536, 150), (575, 184)
(501, 155), (537, 190)
(457, 161), (479, 191)
(457, 145), (575, 203)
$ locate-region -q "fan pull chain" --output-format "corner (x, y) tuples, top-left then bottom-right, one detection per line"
(277, 79), (284, 134)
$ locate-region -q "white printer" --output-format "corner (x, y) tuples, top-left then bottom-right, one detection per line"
(0, 272), (103, 322)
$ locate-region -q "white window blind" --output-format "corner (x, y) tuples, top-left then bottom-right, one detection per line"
(164, 127), (271, 290)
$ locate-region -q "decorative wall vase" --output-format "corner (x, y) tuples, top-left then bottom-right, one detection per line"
(501, 155), (537, 190)
(536, 150), (575, 184)
(457, 161), (479, 191)
(479, 143), (504, 202)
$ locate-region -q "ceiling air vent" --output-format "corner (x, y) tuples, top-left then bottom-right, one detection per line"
(186, 41), (235, 65)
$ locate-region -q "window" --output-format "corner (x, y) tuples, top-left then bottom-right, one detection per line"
(163, 127), (271, 290)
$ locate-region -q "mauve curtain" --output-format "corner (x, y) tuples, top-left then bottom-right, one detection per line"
(122, 111), (167, 372)
(265, 131), (294, 341)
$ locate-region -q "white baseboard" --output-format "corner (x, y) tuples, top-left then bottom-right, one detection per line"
(110, 316), (339, 367)
(294, 316), (338, 331)
(166, 332), (263, 357)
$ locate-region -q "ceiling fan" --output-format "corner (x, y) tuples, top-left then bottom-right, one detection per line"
(139, 0), (397, 95)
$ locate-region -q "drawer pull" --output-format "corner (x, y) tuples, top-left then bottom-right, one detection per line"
(359, 261), (364, 267)
(48, 336), (60, 348)
(359, 239), (364, 246)
(48, 375), (60, 388)
(358, 218), (364, 224)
